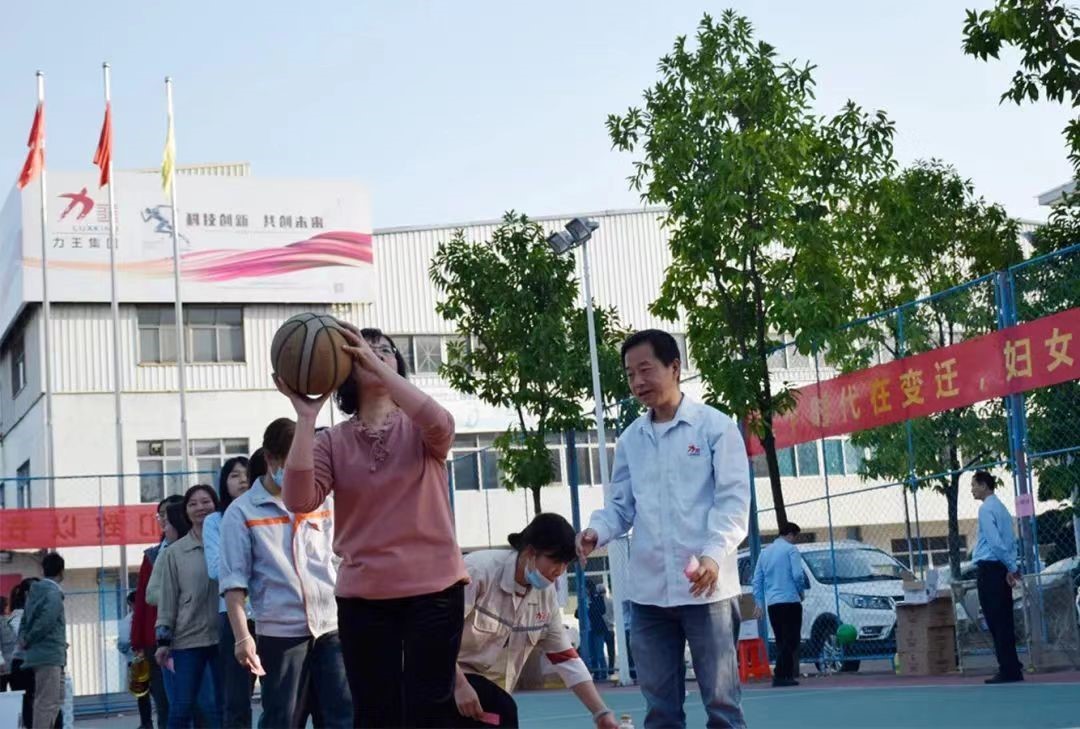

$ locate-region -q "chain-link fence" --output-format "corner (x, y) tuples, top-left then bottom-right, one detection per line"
(717, 244), (1080, 675)
(2, 247), (1079, 713)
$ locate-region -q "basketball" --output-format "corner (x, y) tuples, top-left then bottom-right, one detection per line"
(271, 313), (353, 396)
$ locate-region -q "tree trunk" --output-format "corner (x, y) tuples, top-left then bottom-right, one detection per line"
(531, 486), (543, 516)
(762, 430), (788, 530)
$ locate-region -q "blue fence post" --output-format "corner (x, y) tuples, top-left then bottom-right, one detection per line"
(565, 429), (592, 673)
(994, 272), (1039, 577)
(741, 423), (766, 644)
(897, 308), (924, 575)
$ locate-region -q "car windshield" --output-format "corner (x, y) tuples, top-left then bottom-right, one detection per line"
(802, 548), (906, 585)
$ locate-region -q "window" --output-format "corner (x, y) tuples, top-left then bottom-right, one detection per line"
(391, 335), (445, 375)
(138, 306), (244, 364)
(795, 442), (820, 476)
(824, 439), (845, 476)
(16, 460), (30, 509)
(843, 440), (865, 474)
(446, 336), (472, 370)
(137, 437), (248, 502)
(890, 536), (968, 570)
(672, 334), (693, 373)
(751, 454), (769, 479)
(449, 433), (505, 491)
(767, 344), (788, 371)
(10, 330), (26, 397)
(413, 336), (443, 374)
(450, 434), (481, 491)
(187, 307), (244, 362)
(777, 447), (796, 477)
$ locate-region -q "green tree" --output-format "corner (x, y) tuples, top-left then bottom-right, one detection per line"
(964, 0), (1080, 556)
(963, 0), (1080, 175)
(429, 212), (630, 515)
(839, 161), (1022, 578)
(606, 10), (896, 527)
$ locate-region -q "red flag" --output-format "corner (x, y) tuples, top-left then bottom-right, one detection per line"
(17, 102), (45, 189)
(93, 103), (112, 188)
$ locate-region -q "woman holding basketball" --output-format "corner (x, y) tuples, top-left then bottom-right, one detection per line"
(276, 323), (469, 728)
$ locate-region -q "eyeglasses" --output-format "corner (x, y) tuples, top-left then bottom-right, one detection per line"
(371, 345), (397, 358)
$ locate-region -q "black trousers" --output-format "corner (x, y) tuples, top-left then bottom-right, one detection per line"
(218, 614), (256, 729)
(9, 660), (34, 728)
(436, 674), (518, 728)
(767, 603), (802, 681)
(976, 561), (1023, 678)
(148, 658), (169, 729)
(337, 583), (465, 728)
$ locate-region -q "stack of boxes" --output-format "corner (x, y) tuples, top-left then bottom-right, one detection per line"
(895, 594), (957, 675)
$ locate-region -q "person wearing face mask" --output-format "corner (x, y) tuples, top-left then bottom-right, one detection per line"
(440, 514), (618, 729)
(154, 485), (222, 729)
(219, 418), (352, 728)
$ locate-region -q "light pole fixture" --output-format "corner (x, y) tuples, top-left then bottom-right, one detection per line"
(547, 217), (632, 684)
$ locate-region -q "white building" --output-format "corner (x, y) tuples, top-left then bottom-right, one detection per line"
(0, 167), (1053, 694)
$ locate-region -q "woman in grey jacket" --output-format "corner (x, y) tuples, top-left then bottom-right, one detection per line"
(154, 485), (221, 729)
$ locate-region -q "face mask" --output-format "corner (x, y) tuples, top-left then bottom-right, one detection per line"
(525, 558), (552, 590)
(272, 467), (285, 487)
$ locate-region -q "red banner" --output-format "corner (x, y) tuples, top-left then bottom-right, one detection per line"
(0, 504), (160, 550)
(747, 307), (1080, 456)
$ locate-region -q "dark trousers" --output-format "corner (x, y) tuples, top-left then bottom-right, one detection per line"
(148, 658), (169, 728)
(337, 583), (465, 728)
(218, 614), (256, 729)
(976, 561), (1023, 678)
(437, 674), (518, 728)
(9, 660), (35, 728)
(767, 603), (802, 682)
(137, 690), (154, 728)
(256, 632), (352, 729)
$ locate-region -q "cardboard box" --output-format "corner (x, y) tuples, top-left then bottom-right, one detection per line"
(896, 625), (956, 655)
(896, 596), (956, 630)
(897, 650), (956, 675)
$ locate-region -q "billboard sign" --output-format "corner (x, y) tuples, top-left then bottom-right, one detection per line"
(3, 171), (373, 336)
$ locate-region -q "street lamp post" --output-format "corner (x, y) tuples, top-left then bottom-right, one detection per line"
(548, 218), (632, 685)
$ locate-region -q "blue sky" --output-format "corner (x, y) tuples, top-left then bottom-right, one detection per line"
(0, 0), (1072, 228)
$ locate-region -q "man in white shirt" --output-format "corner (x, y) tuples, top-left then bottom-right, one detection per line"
(578, 330), (751, 729)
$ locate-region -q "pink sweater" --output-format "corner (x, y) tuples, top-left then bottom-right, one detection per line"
(284, 398), (468, 600)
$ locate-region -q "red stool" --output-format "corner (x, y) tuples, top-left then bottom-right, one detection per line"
(737, 638), (772, 683)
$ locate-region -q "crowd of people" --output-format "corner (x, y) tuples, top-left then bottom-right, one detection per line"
(2, 325), (759, 729)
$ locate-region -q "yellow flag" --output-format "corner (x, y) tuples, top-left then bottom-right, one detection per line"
(161, 108), (175, 194)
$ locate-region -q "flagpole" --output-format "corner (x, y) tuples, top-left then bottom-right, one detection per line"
(36, 71), (57, 508)
(165, 77), (190, 478)
(102, 62), (129, 593)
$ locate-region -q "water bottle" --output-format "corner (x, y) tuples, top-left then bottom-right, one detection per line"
(619, 714), (635, 729)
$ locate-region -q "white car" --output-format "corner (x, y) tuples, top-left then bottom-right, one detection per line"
(686, 541), (907, 677)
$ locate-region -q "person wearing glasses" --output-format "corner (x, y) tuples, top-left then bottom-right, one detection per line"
(276, 324), (469, 728)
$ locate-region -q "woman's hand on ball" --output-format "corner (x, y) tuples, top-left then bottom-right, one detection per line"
(274, 373), (330, 418)
(338, 326), (385, 374)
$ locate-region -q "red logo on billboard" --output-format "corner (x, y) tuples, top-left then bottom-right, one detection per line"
(59, 188), (94, 221)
